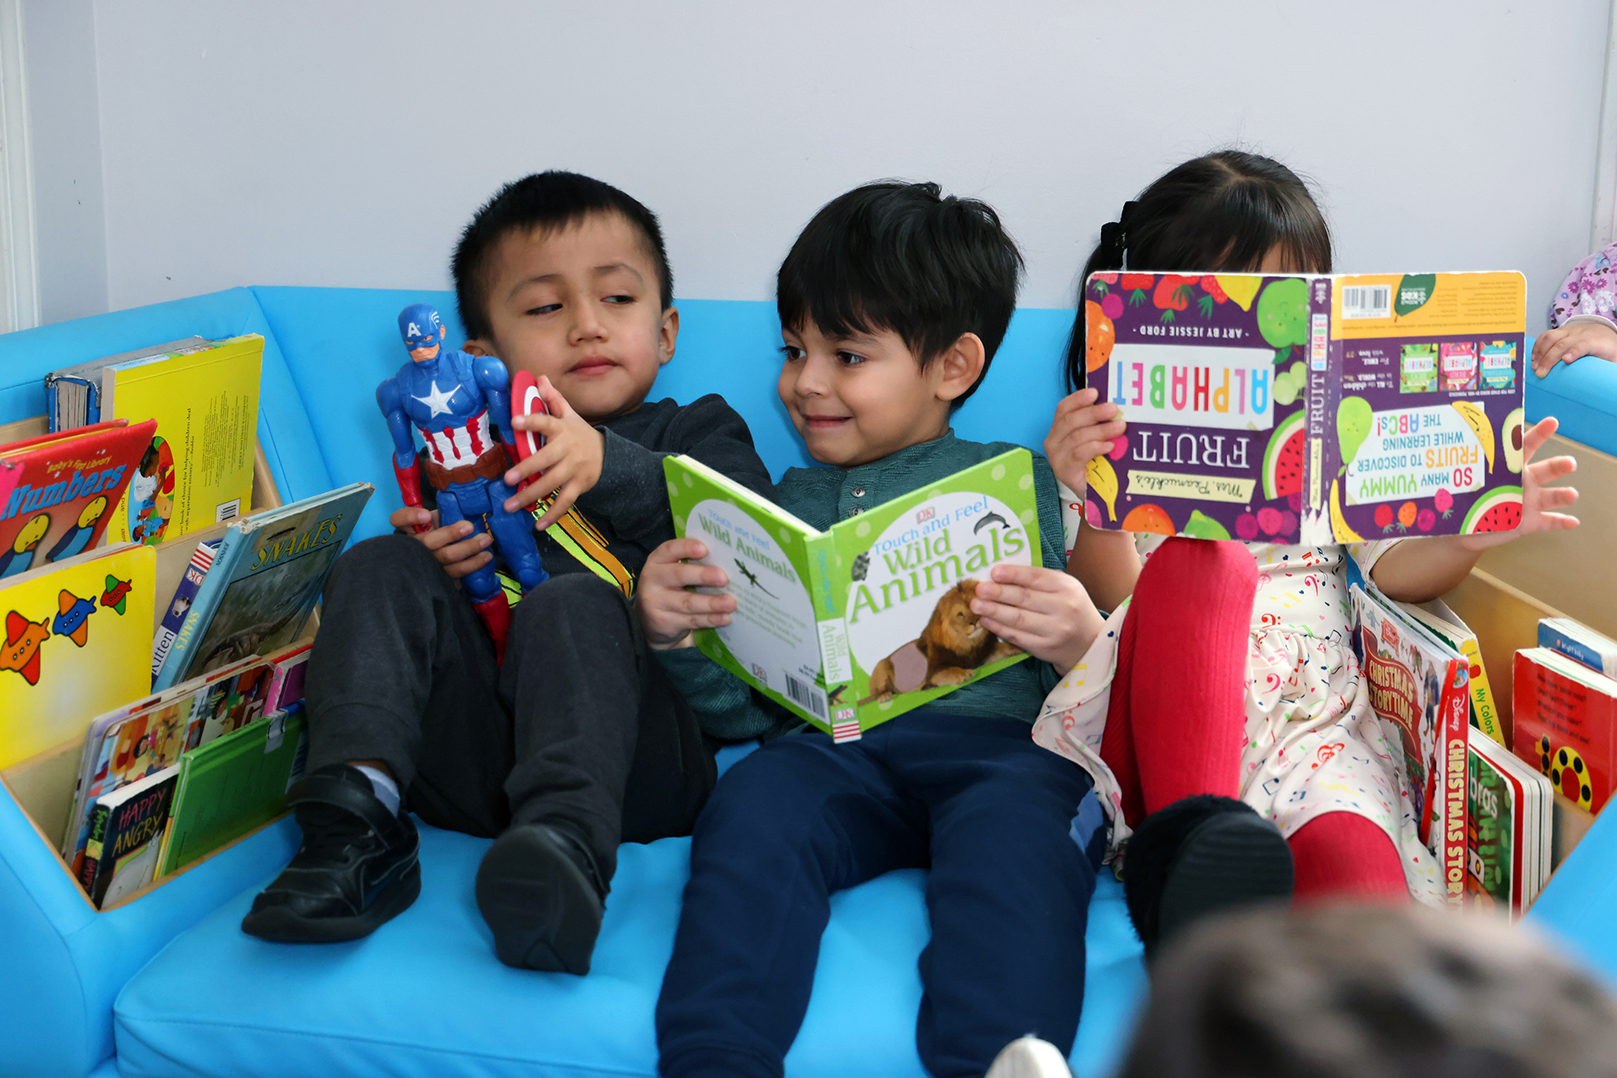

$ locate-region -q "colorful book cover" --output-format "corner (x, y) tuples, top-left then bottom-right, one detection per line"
(80, 763), (178, 908)
(1351, 582), (1470, 907)
(665, 450), (1040, 741)
(84, 334), (265, 547)
(1512, 647), (1617, 814)
(1400, 598), (1505, 747)
(151, 538), (220, 678)
(1466, 738), (1517, 915)
(0, 543), (155, 770)
(0, 419), (157, 579)
(157, 704), (307, 878)
(262, 641), (312, 713)
(1080, 271), (1526, 544)
(154, 482), (373, 690)
(1537, 617), (1617, 679)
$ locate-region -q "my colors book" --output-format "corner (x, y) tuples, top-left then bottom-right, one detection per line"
(1080, 271), (1526, 543)
(666, 450), (1039, 741)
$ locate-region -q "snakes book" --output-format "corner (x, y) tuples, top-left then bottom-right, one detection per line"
(1080, 271), (1526, 544)
(664, 450), (1040, 742)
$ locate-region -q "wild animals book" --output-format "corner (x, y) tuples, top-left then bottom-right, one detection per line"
(47, 335), (265, 546)
(153, 483), (372, 690)
(79, 764), (178, 909)
(0, 420), (157, 580)
(1080, 271), (1527, 544)
(1351, 582), (1470, 907)
(665, 450), (1040, 742)
(0, 542), (155, 770)
(1511, 647), (1617, 815)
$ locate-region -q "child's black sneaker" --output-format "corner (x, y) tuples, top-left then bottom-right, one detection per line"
(476, 822), (606, 974)
(1122, 794), (1293, 960)
(241, 763), (421, 943)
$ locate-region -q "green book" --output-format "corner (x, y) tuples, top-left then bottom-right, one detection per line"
(665, 449), (1041, 742)
(156, 704), (308, 877)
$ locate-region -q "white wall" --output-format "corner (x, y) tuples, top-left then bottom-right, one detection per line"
(30, 0), (1615, 326)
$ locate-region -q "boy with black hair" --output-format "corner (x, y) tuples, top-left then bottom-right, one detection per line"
(637, 182), (1107, 1078)
(242, 171), (773, 976)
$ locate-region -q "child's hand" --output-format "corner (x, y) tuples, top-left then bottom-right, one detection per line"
(970, 563), (1103, 676)
(1044, 388), (1126, 499)
(1532, 321), (1617, 376)
(1459, 416), (1579, 550)
(501, 375), (605, 533)
(635, 538), (736, 650)
(390, 506), (493, 580)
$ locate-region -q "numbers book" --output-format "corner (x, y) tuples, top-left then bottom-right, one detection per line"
(665, 450), (1040, 742)
(1080, 271), (1526, 544)
(1350, 582), (1470, 907)
(0, 419), (158, 579)
(1466, 731), (1550, 918)
(79, 763), (178, 909)
(0, 542), (156, 770)
(1537, 618), (1617, 679)
(1511, 647), (1617, 815)
(153, 482), (372, 690)
(46, 334), (265, 546)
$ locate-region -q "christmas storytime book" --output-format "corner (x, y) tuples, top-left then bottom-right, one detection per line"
(1350, 581), (1470, 906)
(664, 450), (1040, 742)
(0, 542), (156, 770)
(0, 419), (157, 579)
(153, 483), (372, 690)
(1079, 271), (1526, 544)
(1511, 647), (1617, 814)
(47, 334), (265, 547)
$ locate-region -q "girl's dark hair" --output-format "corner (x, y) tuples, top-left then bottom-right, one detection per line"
(1064, 151), (1332, 392)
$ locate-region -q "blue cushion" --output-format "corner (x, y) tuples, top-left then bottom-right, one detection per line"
(115, 821), (1145, 1078)
(1525, 350), (1617, 458)
(1528, 801), (1617, 979)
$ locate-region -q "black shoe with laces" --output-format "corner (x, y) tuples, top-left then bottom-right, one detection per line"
(475, 822), (606, 974)
(241, 764), (421, 943)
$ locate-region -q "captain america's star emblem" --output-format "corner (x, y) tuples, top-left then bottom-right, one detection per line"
(412, 380), (457, 417)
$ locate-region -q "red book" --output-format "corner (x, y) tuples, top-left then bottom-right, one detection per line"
(1512, 647), (1617, 814)
(0, 419), (157, 579)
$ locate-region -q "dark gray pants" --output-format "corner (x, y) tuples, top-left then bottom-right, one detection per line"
(305, 534), (716, 882)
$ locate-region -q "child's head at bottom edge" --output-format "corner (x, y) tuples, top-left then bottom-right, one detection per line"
(776, 181), (1024, 468)
(1119, 901), (1617, 1078)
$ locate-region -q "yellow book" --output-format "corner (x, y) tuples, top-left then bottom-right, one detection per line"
(1403, 597), (1506, 747)
(53, 335), (264, 546)
(0, 542), (156, 769)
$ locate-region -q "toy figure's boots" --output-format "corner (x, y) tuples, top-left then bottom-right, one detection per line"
(473, 593), (513, 665)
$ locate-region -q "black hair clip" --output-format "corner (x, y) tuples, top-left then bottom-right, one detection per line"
(1096, 201), (1139, 271)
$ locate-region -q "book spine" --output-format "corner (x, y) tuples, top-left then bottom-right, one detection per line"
(805, 530), (856, 742)
(152, 540), (219, 679)
(79, 803), (109, 899)
(1538, 622), (1617, 678)
(1456, 635), (1505, 746)
(154, 529), (243, 690)
(1302, 277), (1340, 542)
(1437, 659), (1469, 908)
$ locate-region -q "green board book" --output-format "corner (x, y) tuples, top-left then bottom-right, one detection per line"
(156, 704), (308, 877)
(664, 449), (1040, 742)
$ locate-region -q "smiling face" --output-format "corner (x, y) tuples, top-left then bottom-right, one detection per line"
(465, 211), (676, 422)
(778, 321), (974, 468)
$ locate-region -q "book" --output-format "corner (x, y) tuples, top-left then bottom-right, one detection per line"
(0, 542), (156, 769)
(1351, 581), (1470, 907)
(1511, 647), (1617, 814)
(153, 482), (373, 690)
(1080, 271), (1526, 543)
(0, 419), (157, 578)
(1466, 732), (1550, 918)
(151, 538), (220, 678)
(80, 763), (179, 909)
(1537, 618), (1617, 679)
(1399, 598), (1505, 748)
(156, 703), (308, 878)
(48, 335), (265, 546)
(664, 450), (1040, 741)
(261, 640), (312, 714)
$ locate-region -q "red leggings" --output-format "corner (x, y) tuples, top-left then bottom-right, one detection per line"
(1098, 538), (1407, 902)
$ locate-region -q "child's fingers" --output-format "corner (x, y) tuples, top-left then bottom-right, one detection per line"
(1052, 387), (1101, 417)
(1521, 416), (1561, 461)
(510, 411), (567, 435)
(442, 548), (493, 579)
(436, 529), (493, 567)
(532, 374), (572, 418)
(504, 436), (572, 487)
(650, 537), (710, 564)
(653, 560), (731, 591)
(418, 518), (474, 551)
(1524, 452), (1576, 487)
(531, 481), (580, 533)
(1534, 483), (1580, 511)
(390, 506), (436, 532)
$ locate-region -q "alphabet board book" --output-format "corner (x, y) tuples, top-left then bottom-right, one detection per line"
(664, 451), (1039, 741)
(153, 482), (372, 690)
(1351, 582), (1470, 907)
(1080, 271), (1526, 544)
(0, 419), (157, 579)
(1511, 647), (1617, 815)
(0, 542), (156, 770)
(46, 334), (265, 547)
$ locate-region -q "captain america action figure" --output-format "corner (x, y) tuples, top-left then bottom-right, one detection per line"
(377, 302), (546, 660)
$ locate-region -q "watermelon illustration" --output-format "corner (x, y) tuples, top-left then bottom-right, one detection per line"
(1261, 411), (1306, 501)
(1460, 486), (1522, 535)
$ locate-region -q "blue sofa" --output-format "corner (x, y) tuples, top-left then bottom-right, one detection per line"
(3, 286), (1616, 1078)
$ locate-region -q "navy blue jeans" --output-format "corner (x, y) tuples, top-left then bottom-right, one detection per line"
(656, 711), (1099, 1078)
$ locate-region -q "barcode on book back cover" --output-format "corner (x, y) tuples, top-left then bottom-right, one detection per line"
(215, 499), (241, 522)
(1342, 285), (1391, 319)
(784, 673), (827, 719)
